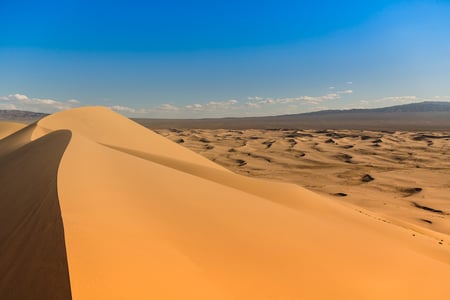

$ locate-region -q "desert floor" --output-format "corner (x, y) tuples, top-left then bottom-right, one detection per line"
(2, 110), (450, 299)
(156, 128), (450, 235)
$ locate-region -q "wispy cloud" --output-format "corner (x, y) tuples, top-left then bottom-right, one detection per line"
(337, 89), (353, 94)
(433, 95), (450, 100)
(185, 99), (238, 111)
(110, 105), (136, 113)
(245, 90), (351, 106)
(111, 90), (354, 117)
(0, 93), (81, 112)
(158, 103), (180, 111)
(359, 100), (370, 105)
(0, 103), (18, 110)
(374, 96), (418, 103)
(17, 89), (450, 119)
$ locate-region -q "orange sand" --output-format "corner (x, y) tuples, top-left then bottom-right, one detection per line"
(1, 107), (450, 299)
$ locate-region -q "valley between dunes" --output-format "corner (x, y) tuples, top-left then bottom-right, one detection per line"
(1, 106), (450, 299)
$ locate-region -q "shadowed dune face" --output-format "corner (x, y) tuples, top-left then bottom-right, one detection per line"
(0, 124), (38, 157)
(0, 130), (72, 299)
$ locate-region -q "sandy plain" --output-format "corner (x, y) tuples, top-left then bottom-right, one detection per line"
(1, 107), (450, 299)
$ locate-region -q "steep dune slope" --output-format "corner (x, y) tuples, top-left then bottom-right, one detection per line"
(2, 107), (450, 299)
(0, 130), (72, 299)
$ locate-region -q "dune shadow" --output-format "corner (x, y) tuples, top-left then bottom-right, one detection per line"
(0, 130), (72, 299)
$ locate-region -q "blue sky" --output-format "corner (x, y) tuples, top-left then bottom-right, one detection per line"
(1, 0), (450, 117)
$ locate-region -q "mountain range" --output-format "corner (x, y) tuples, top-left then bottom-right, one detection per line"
(136, 101), (450, 130)
(2, 101), (450, 130)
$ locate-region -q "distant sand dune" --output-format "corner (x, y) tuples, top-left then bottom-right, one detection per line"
(2, 107), (450, 299)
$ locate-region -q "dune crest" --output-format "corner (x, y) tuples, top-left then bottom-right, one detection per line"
(1, 106), (450, 299)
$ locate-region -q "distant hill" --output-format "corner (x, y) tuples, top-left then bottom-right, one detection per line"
(135, 101), (450, 130)
(2, 101), (450, 130)
(372, 101), (450, 113)
(299, 101), (450, 115)
(0, 110), (48, 123)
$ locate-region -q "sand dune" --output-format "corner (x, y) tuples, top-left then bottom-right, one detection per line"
(159, 128), (450, 236)
(2, 107), (450, 299)
(0, 121), (26, 140)
(0, 130), (72, 299)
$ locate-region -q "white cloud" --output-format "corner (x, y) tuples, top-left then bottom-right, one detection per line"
(337, 89), (353, 94)
(346, 81), (353, 85)
(320, 93), (339, 100)
(110, 105), (136, 113)
(0, 103), (18, 110)
(328, 86), (335, 90)
(205, 99), (238, 107)
(183, 99), (239, 112)
(11, 94), (29, 101)
(246, 92), (345, 106)
(158, 103), (179, 111)
(0, 93), (81, 112)
(38, 99), (58, 105)
(247, 96), (263, 101)
(433, 95), (450, 100)
(185, 103), (203, 110)
(374, 96), (418, 103)
(246, 102), (260, 108)
(0, 94), (27, 102)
